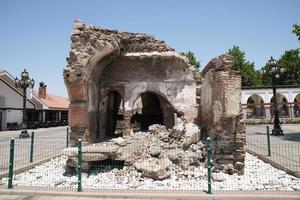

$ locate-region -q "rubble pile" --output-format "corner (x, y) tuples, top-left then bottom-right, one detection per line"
(63, 122), (205, 180)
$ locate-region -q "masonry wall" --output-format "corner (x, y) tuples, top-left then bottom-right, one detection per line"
(64, 21), (199, 145)
(201, 55), (246, 175)
(97, 55), (198, 139)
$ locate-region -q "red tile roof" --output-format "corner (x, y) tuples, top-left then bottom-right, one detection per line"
(38, 93), (69, 109)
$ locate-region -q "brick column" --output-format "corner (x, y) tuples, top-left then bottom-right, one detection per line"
(123, 111), (132, 137)
(69, 102), (89, 146)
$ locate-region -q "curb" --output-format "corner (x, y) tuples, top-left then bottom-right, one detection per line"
(0, 153), (61, 179)
(0, 189), (300, 200)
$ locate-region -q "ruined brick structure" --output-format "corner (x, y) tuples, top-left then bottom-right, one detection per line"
(64, 20), (199, 144)
(63, 20), (246, 174)
(201, 55), (246, 174)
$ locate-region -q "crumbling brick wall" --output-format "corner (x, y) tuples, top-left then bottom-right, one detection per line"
(201, 54), (246, 175)
(64, 20), (246, 174)
(63, 20), (199, 145)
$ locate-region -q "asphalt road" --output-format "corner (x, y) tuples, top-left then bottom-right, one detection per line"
(0, 126), (68, 176)
(0, 124), (298, 141)
(246, 124), (300, 176)
(0, 126), (68, 140)
(246, 124), (300, 137)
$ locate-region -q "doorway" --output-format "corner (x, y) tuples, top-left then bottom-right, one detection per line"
(105, 91), (123, 137)
(131, 92), (174, 131)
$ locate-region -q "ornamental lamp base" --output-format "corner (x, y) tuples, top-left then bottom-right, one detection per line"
(272, 127), (284, 136)
(19, 130), (30, 139)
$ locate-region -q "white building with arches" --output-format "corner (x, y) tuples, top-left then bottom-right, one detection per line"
(241, 86), (300, 122)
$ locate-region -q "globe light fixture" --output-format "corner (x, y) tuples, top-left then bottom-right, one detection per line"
(15, 69), (35, 138)
(262, 57), (284, 136)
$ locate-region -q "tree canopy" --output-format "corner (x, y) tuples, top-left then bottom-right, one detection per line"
(293, 24), (300, 41)
(227, 45), (262, 86)
(182, 23), (300, 87)
(263, 49), (300, 86)
(262, 24), (300, 86)
(181, 51), (200, 70)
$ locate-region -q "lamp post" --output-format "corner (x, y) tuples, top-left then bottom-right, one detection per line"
(262, 57), (284, 136)
(15, 69), (35, 138)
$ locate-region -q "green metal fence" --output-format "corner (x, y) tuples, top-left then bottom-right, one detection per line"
(0, 131), (68, 191)
(0, 127), (299, 194)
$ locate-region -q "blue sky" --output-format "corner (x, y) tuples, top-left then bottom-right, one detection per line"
(0, 0), (299, 97)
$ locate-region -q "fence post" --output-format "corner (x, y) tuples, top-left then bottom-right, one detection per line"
(66, 127), (69, 148)
(8, 138), (15, 189)
(77, 139), (82, 192)
(30, 131), (35, 163)
(266, 126), (271, 156)
(207, 137), (212, 194)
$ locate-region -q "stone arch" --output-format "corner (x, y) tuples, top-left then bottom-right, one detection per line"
(294, 93), (300, 118)
(269, 92), (289, 103)
(64, 37), (120, 144)
(131, 91), (175, 131)
(246, 94), (265, 118)
(270, 93), (289, 117)
(64, 21), (198, 144)
(130, 89), (172, 110)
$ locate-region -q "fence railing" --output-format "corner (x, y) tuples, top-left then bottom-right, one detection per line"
(0, 127), (299, 194)
(0, 129), (68, 183)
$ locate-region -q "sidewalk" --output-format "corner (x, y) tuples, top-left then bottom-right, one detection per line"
(0, 189), (299, 200)
(246, 124), (300, 177)
(0, 126), (67, 176)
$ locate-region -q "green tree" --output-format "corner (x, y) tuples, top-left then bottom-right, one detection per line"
(293, 24), (300, 41)
(181, 51), (200, 70)
(227, 45), (262, 86)
(263, 49), (300, 86)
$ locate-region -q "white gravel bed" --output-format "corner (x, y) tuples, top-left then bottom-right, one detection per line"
(1, 153), (299, 191)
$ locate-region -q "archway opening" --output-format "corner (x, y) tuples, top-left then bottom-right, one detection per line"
(105, 91), (123, 138)
(270, 93), (289, 118)
(294, 94), (300, 118)
(131, 92), (174, 131)
(246, 94), (265, 119)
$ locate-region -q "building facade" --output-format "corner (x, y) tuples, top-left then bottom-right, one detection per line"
(0, 70), (69, 131)
(241, 85), (300, 122)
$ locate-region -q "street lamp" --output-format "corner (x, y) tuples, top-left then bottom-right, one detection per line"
(15, 69), (35, 138)
(262, 57), (284, 136)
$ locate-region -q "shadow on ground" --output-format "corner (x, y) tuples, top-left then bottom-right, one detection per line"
(284, 132), (300, 142)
